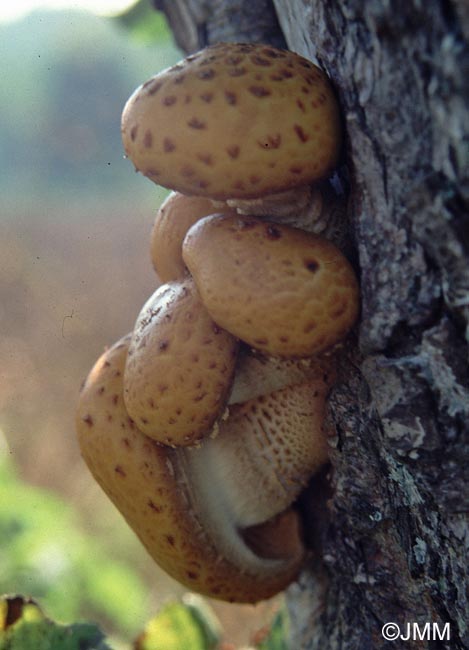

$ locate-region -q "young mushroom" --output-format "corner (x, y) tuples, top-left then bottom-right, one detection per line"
(183, 214), (360, 358)
(77, 335), (334, 603)
(123, 277), (239, 447)
(121, 42), (341, 217)
(150, 191), (238, 282)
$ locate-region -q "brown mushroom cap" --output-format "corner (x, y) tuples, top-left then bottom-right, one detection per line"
(150, 192), (238, 282)
(76, 335), (304, 603)
(183, 215), (360, 358)
(121, 42), (341, 200)
(123, 278), (239, 446)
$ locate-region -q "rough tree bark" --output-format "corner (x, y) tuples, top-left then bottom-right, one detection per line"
(155, 1), (469, 648)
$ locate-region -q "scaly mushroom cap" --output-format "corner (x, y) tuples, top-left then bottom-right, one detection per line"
(77, 336), (305, 603)
(123, 278), (239, 446)
(121, 42), (342, 200)
(183, 215), (360, 358)
(150, 192), (237, 282)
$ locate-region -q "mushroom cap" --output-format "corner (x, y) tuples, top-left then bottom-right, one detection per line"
(121, 42), (342, 200)
(183, 215), (360, 358)
(76, 335), (304, 603)
(123, 278), (239, 446)
(150, 192), (237, 282)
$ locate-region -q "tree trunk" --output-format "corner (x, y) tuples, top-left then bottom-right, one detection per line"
(156, 1), (469, 648)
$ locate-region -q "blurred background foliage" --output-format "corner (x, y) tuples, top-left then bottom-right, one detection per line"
(0, 2), (285, 648)
(0, 4), (176, 213)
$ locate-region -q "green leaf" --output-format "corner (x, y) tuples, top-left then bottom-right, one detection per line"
(135, 598), (221, 650)
(0, 451), (149, 638)
(256, 607), (290, 650)
(0, 596), (113, 650)
(113, 0), (172, 45)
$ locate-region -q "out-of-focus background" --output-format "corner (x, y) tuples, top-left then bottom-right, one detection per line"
(0, 1), (280, 647)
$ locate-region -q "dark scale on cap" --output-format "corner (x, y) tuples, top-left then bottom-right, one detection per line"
(225, 55), (244, 65)
(130, 125), (138, 142)
(294, 124), (309, 143)
(199, 54), (218, 65)
(306, 71), (323, 84)
(304, 321), (317, 333)
(198, 69), (216, 80)
(181, 165), (195, 178)
(232, 179), (245, 190)
(249, 86), (271, 98)
(226, 145), (240, 159)
(297, 99), (306, 112)
(250, 175), (261, 185)
(147, 499), (162, 513)
(243, 43), (258, 52)
(262, 47), (286, 58)
(163, 138), (176, 153)
(290, 165), (304, 175)
(305, 259), (319, 272)
(266, 225), (282, 239)
(251, 55), (272, 67)
(224, 91), (237, 105)
(200, 92), (213, 103)
(143, 130), (153, 148)
(197, 153), (214, 166)
(173, 75), (185, 85)
(144, 79), (162, 96)
(228, 67), (247, 77)
(82, 414), (94, 427)
(162, 95), (177, 107)
(187, 117), (206, 129)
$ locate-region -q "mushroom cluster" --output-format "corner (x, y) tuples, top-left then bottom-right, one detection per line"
(77, 42), (360, 604)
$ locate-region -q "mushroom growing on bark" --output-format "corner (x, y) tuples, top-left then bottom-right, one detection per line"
(123, 277), (239, 447)
(77, 335), (333, 602)
(183, 214), (360, 358)
(77, 39), (361, 607)
(121, 42), (342, 219)
(150, 191), (238, 282)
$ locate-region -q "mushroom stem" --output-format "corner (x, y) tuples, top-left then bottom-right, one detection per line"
(184, 379), (331, 529)
(216, 185), (317, 219)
